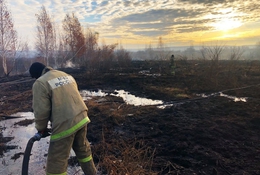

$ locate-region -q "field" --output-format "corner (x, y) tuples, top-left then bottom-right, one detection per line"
(0, 60), (260, 175)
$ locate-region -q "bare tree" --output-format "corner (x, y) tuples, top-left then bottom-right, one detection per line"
(19, 41), (31, 69)
(62, 13), (85, 62)
(56, 31), (67, 67)
(229, 46), (244, 61)
(0, 0), (17, 76)
(85, 28), (98, 52)
(115, 46), (132, 69)
(200, 43), (225, 66)
(199, 43), (225, 88)
(83, 28), (99, 66)
(85, 28), (98, 55)
(35, 5), (56, 66)
(13, 41), (32, 74)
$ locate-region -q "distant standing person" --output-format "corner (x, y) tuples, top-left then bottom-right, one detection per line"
(29, 62), (97, 175)
(170, 54), (176, 75)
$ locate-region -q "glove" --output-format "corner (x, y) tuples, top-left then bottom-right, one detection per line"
(38, 128), (52, 138)
(33, 132), (42, 141)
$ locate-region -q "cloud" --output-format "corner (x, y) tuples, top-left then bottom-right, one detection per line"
(176, 26), (213, 33)
(108, 7), (211, 37)
(5, 0), (260, 49)
(130, 30), (169, 37)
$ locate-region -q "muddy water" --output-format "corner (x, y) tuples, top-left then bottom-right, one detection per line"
(81, 89), (164, 106)
(198, 92), (247, 102)
(81, 89), (247, 109)
(0, 112), (47, 174)
(112, 90), (164, 106)
(0, 112), (82, 175)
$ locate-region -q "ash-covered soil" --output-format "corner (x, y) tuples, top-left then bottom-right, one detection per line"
(0, 61), (260, 175)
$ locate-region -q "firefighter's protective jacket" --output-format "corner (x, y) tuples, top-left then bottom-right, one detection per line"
(32, 67), (90, 142)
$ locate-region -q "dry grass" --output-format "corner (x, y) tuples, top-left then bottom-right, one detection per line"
(93, 130), (157, 175)
(86, 96), (136, 125)
(148, 86), (191, 99)
(87, 97), (158, 174)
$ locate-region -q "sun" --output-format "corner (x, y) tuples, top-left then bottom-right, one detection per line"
(205, 7), (243, 32)
(212, 18), (242, 31)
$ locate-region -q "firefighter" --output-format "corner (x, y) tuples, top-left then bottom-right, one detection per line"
(29, 62), (97, 175)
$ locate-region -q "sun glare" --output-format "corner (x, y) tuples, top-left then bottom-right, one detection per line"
(205, 7), (244, 32)
(213, 18), (242, 31)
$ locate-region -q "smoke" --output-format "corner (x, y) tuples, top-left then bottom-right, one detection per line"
(65, 61), (76, 68)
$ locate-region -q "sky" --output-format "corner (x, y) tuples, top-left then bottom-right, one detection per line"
(6, 0), (260, 50)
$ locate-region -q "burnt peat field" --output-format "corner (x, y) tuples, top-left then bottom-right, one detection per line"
(0, 60), (260, 175)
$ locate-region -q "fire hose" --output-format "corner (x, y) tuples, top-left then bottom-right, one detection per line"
(22, 129), (51, 175)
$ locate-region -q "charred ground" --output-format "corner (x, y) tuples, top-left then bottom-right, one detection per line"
(0, 60), (260, 175)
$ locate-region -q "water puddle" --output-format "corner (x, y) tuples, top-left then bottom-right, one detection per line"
(80, 89), (108, 101)
(0, 112), (47, 174)
(80, 89), (247, 109)
(111, 90), (163, 106)
(81, 89), (164, 106)
(138, 70), (161, 77)
(0, 112), (82, 175)
(219, 92), (247, 102)
(198, 92), (247, 102)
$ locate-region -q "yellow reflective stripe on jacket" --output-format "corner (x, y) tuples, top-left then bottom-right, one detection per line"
(78, 155), (93, 163)
(50, 117), (89, 141)
(46, 172), (66, 175)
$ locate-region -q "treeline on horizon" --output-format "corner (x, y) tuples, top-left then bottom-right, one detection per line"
(0, 0), (260, 77)
(0, 1), (133, 77)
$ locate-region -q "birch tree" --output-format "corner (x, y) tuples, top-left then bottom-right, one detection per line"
(35, 5), (56, 66)
(0, 0), (17, 76)
(62, 13), (85, 62)
(84, 28), (98, 65)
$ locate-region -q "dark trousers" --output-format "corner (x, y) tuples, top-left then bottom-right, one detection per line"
(46, 125), (97, 175)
